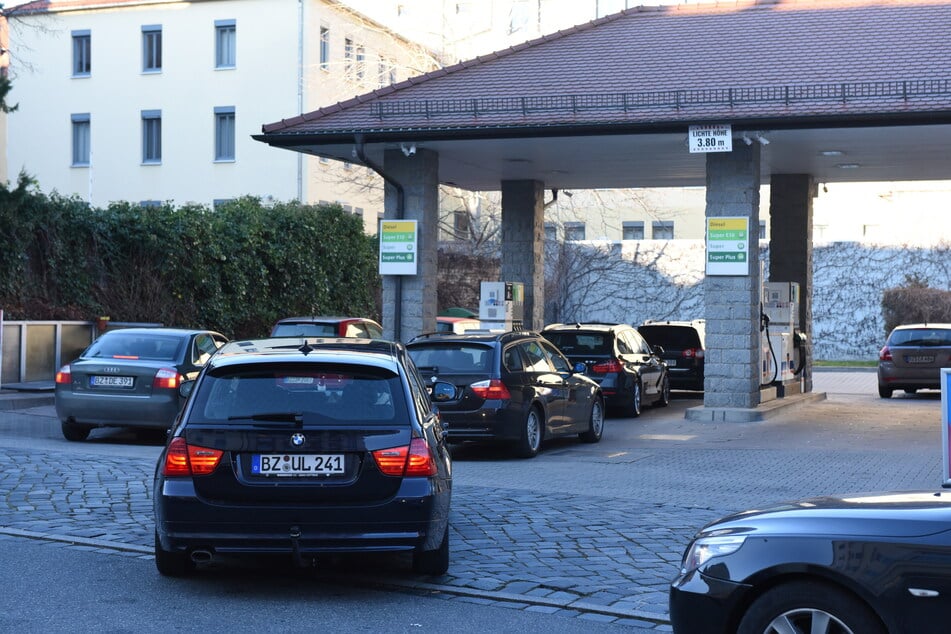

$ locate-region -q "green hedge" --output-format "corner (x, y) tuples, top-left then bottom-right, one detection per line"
(0, 175), (381, 339)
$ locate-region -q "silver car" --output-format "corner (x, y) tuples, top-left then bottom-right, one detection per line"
(55, 327), (228, 440)
(877, 323), (951, 398)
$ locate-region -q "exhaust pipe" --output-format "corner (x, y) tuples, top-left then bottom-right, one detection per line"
(190, 549), (213, 563)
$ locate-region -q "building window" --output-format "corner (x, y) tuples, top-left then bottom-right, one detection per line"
(508, 0), (531, 34)
(564, 222), (586, 241)
(344, 38), (354, 76)
(142, 25), (162, 72)
(214, 106), (235, 161)
(356, 44), (365, 81)
(215, 20), (236, 68)
(388, 58), (397, 84)
(71, 113), (90, 166)
(319, 25), (330, 70)
(759, 220), (767, 240)
(72, 30), (91, 76)
(141, 110), (162, 164)
(377, 56), (387, 87)
(622, 221), (644, 240)
(544, 223), (557, 241)
(453, 210), (470, 240)
(652, 220), (674, 239)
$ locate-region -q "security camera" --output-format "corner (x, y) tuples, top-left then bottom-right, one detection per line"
(401, 143), (416, 157)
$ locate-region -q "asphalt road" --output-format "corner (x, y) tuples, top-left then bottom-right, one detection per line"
(0, 369), (943, 632)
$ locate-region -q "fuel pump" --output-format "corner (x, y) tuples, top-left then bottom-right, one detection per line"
(760, 282), (802, 387)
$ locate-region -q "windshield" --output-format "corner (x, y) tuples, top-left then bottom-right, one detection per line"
(407, 344), (492, 373)
(271, 322), (337, 337)
(889, 328), (951, 347)
(188, 363), (407, 425)
(84, 332), (183, 361)
(543, 332), (611, 355)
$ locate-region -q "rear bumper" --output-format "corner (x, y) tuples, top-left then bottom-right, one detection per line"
(439, 404), (524, 442)
(55, 389), (181, 428)
(155, 476), (450, 555)
(878, 364), (941, 389)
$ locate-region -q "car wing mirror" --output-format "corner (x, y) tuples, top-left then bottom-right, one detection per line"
(652, 345), (665, 356)
(573, 362), (587, 374)
(430, 381), (456, 402)
(179, 380), (196, 398)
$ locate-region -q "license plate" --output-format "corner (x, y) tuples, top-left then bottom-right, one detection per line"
(90, 375), (134, 388)
(251, 454), (345, 476)
(906, 355), (935, 364)
(667, 359), (677, 367)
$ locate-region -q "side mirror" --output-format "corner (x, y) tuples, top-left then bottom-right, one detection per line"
(430, 381), (456, 402)
(573, 362), (587, 374)
(179, 380), (195, 398)
(652, 345), (665, 356)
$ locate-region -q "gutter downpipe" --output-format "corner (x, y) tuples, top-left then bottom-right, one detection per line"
(354, 134), (404, 342)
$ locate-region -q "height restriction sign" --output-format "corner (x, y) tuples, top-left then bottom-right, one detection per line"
(689, 124), (733, 153)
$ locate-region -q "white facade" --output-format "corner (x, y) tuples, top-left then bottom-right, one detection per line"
(6, 0), (431, 232)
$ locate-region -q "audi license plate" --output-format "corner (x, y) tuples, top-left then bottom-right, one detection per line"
(906, 355), (935, 364)
(90, 375), (134, 388)
(251, 454), (345, 476)
(666, 359), (677, 367)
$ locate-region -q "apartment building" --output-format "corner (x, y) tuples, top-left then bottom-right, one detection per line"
(5, 0), (432, 232)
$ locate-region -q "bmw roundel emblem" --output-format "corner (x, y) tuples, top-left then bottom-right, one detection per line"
(291, 433), (306, 447)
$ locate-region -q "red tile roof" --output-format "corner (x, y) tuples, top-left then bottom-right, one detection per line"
(261, 0), (951, 139)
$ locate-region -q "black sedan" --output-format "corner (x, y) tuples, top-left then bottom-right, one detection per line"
(406, 330), (604, 458)
(54, 327), (228, 441)
(669, 490), (951, 634)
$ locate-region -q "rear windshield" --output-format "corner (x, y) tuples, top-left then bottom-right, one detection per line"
(271, 322), (337, 337)
(407, 344), (492, 373)
(638, 325), (702, 349)
(187, 363), (407, 425)
(84, 332), (183, 361)
(888, 328), (951, 347)
(543, 332), (611, 355)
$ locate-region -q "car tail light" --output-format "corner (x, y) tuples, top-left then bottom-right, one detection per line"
(153, 367), (183, 389)
(372, 439), (437, 477)
(683, 348), (704, 360)
(162, 437), (224, 476)
(55, 365), (72, 384)
(880, 345), (892, 362)
(470, 379), (511, 400)
(592, 360), (623, 374)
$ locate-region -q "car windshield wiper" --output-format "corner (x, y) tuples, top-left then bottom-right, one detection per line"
(228, 412), (304, 426)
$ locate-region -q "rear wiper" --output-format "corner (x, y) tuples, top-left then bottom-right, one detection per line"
(228, 412), (304, 426)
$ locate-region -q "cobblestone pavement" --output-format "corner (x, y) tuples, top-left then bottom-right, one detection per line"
(0, 369), (943, 630)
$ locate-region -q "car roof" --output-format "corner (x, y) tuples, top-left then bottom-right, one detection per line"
(542, 322), (630, 332)
(408, 330), (539, 345)
(892, 323), (951, 330)
(210, 337), (402, 371)
(640, 319), (705, 328)
(275, 316), (378, 324)
(100, 327), (220, 337)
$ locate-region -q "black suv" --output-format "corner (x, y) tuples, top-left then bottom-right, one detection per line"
(406, 331), (604, 458)
(153, 337), (453, 576)
(542, 323), (669, 417)
(638, 320), (706, 392)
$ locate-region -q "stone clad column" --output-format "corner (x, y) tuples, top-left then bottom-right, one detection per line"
(769, 174), (816, 393)
(703, 143), (762, 410)
(381, 148), (439, 342)
(500, 180), (545, 330)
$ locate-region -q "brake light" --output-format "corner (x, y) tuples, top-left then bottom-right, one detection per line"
(591, 360), (623, 374)
(470, 379), (511, 400)
(372, 439), (436, 477)
(880, 345), (892, 362)
(162, 437), (224, 476)
(683, 348), (704, 360)
(55, 365), (72, 384)
(153, 367), (182, 389)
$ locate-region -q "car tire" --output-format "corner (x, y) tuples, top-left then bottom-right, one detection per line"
(737, 581), (884, 634)
(61, 420), (91, 442)
(412, 525), (449, 575)
(878, 385), (893, 399)
(154, 531), (194, 577)
(579, 397), (604, 443)
(629, 380), (643, 418)
(516, 407), (544, 458)
(654, 374), (670, 408)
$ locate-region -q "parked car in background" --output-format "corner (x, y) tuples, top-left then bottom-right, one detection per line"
(270, 316), (383, 338)
(878, 323), (951, 398)
(669, 490), (951, 634)
(436, 316), (481, 334)
(406, 331), (604, 458)
(542, 322), (669, 417)
(638, 319), (706, 392)
(54, 327), (228, 441)
(153, 337), (453, 577)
